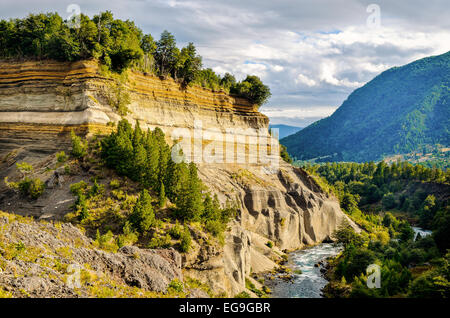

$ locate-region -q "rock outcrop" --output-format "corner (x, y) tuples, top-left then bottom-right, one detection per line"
(0, 59), (357, 297)
(0, 212), (183, 297)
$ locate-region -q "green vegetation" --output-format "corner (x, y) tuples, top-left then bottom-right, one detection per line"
(63, 119), (237, 255)
(100, 119), (235, 236)
(128, 189), (155, 233)
(0, 11), (271, 106)
(302, 161), (450, 298)
(245, 278), (269, 298)
(301, 161), (449, 234)
(71, 130), (88, 158)
(280, 144), (293, 164)
(282, 51), (450, 162)
(4, 162), (45, 199)
(56, 151), (68, 163)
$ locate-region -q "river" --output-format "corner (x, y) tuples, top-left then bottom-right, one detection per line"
(412, 226), (432, 240)
(270, 226), (432, 298)
(269, 243), (342, 298)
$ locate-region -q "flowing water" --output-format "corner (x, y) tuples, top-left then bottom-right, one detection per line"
(270, 243), (342, 298)
(271, 226), (432, 298)
(412, 226), (432, 241)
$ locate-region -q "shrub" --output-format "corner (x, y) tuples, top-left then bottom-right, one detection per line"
(169, 221), (182, 239)
(179, 227), (192, 253)
(18, 177), (45, 199)
(168, 279), (184, 293)
(109, 179), (120, 189)
(266, 241), (273, 249)
(56, 151), (68, 163)
(234, 291), (251, 298)
(70, 181), (87, 196)
(116, 221), (139, 248)
(16, 162), (33, 175)
(205, 219), (225, 237)
(64, 164), (71, 175)
(95, 230), (118, 252)
(148, 234), (171, 249)
(90, 179), (104, 196)
(71, 130), (87, 158)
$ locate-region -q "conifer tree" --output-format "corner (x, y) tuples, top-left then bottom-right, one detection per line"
(129, 189), (155, 233)
(159, 182), (166, 208)
(76, 194), (89, 221)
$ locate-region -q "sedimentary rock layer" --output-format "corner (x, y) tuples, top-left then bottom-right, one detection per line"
(0, 59), (356, 296)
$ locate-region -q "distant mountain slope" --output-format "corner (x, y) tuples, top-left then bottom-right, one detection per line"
(269, 124), (302, 139)
(281, 51), (450, 162)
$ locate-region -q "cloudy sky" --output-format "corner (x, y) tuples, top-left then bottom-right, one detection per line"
(2, 0), (450, 127)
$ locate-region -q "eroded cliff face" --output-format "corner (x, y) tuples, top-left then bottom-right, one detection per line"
(0, 59), (356, 296)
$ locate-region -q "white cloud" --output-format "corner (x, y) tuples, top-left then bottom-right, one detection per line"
(295, 74), (317, 87)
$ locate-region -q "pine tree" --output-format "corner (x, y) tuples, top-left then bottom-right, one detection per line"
(176, 163), (204, 221)
(129, 189), (155, 233)
(202, 192), (220, 220)
(144, 130), (160, 188)
(76, 194), (89, 221)
(179, 226), (192, 253)
(158, 182), (166, 208)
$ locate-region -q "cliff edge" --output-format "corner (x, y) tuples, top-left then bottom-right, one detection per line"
(0, 59), (356, 296)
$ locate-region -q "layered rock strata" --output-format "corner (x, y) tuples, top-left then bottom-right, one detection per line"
(0, 59), (356, 296)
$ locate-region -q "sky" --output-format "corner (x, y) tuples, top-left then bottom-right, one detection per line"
(1, 0), (450, 127)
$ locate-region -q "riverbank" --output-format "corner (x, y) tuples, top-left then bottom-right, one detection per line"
(264, 243), (342, 298)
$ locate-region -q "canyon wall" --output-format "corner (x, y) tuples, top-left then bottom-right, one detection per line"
(0, 59), (356, 296)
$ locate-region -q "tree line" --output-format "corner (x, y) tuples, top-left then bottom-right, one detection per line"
(99, 119), (235, 237)
(0, 11), (271, 106)
(301, 161), (449, 298)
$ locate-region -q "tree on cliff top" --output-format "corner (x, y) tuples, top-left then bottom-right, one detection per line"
(0, 11), (271, 106)
(231, 75), (272, 106)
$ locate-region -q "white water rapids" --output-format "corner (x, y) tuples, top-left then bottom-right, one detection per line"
(270, 227), (431, 298)
(270, 243), (342, 298)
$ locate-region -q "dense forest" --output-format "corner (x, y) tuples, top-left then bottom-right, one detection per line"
(59, 119), (237, 253)
(300, 161), (450, 297)
(282, 51), (450, 162)
(0, 11), (271, 106)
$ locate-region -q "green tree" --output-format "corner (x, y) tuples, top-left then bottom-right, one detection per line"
(175, 163), (204, 221)
(71, 130), (87, 158)
(231, 75), (271, 106)
(177, 42), (202, 85)
(179, 226), (192, 252)
(154, 30), (178, 77)
(158, 182), (166, 208)
(129, 189), (155, 233)
(220, 73), (236, 90)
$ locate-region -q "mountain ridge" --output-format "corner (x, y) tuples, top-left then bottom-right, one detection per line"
(281, 51), (450, 162)
(269, 124), (302, 139)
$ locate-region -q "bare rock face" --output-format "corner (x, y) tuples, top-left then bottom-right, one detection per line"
(0, 59), (358, 297)
(0, 214), (182, 297)
(195, 162), (358, 296)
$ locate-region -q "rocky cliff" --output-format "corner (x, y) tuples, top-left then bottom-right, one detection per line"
(0, 59), (356, 297)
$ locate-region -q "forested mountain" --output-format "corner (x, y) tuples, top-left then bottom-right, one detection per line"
(282, 51), (450, 162)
